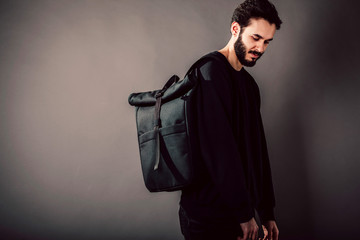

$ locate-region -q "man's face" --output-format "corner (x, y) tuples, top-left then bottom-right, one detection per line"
(234, 18), (276, 67)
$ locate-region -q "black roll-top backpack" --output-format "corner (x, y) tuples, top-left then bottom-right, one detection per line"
(128, 54), (218, 192)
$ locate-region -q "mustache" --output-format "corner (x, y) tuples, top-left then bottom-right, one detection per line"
(248, 50), (263, 57)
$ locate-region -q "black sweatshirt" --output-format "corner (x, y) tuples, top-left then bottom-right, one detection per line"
(180, 51), (276, 224)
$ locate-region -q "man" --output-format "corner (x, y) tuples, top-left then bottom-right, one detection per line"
(179, 1), (282, 240)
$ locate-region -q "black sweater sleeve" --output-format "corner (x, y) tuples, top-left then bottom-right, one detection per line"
(257, 114), (276, 222)
(195, 59), (255, 223)
(250, 76), (276, 222)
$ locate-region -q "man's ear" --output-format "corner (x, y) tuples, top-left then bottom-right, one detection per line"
(231, 21), (241, 37)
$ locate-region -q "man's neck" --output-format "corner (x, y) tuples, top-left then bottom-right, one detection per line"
(218, 47), (243, 71)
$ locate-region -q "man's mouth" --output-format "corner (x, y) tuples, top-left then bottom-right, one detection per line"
(249, 51), (262, 59)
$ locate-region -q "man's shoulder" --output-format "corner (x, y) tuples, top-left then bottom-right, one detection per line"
(195, 51), (230, 83)
(195, 51), (230, 77)
(198, 51), (228, 68)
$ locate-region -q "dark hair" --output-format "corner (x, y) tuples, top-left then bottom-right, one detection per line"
(231, 0), (282, 31)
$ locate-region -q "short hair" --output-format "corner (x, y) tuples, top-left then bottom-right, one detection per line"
(231, 0), (282, 31)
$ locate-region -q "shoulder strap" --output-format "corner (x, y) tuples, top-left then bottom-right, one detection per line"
(159, 52), (224, 95)
(156, 53), (223, 99)
(184, 52), (224, 78)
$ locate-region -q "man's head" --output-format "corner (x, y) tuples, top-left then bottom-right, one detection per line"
(230, 0), (282, 67)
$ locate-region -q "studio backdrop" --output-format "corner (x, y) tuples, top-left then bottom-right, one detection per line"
(0, 0), (359, 239)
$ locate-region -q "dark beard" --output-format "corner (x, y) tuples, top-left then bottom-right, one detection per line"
(234, 34), (263, 67)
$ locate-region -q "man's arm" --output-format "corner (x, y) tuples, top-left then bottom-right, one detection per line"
(195, 59), (254, 223)
(256, 113), (276, 222)
(255, 86), (279, 240)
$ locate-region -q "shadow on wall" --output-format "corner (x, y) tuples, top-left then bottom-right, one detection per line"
(274, 0), (360, 239)
(274, 105), (315, 239)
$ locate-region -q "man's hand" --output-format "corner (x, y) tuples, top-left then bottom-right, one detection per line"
(237, 217), (259, 240)
(263, 220), (279, 240)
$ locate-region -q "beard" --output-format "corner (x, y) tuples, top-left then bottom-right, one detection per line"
(234, 33), (263, 67)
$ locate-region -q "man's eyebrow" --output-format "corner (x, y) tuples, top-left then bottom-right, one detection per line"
(253, 34), (273, 41)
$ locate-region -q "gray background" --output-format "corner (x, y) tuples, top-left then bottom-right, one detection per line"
(1, 0), (360, 239)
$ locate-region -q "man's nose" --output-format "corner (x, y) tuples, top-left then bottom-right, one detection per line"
(255, 43), (265, 53)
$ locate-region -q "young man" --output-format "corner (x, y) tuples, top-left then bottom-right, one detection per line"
(179, 1), (282, 240)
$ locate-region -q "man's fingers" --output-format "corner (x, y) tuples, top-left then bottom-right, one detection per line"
(239, 217), (261, 240)
(251, 228), (258, 240)
(273, 228), (279, 240)
(252, 232), (257, 240)
(269, 226), (279, 240)
(241, 229), (258, 240)
(242, 230), (249, 240)
(250, 232), (255, 240)
(263, 221), (279, 240)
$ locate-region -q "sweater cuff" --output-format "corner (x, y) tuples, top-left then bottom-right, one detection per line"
(258, 207), (275, 223)
(236, 204), (255, 223)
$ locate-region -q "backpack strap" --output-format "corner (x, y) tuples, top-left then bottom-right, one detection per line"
(184, 52), (223, 78)
(153, 52), (223, 171)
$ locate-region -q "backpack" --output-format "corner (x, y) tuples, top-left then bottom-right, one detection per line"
(128, 55), (216, 192)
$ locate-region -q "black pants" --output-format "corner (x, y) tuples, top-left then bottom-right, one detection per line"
(179, 206), (243, 240)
